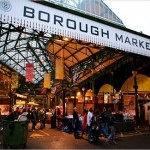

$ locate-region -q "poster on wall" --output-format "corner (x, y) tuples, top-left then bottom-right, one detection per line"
(123, 95), (135, 115)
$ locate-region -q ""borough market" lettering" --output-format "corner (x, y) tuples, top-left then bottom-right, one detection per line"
(115, 33), (150, 50)
(23, 6), (110, 39)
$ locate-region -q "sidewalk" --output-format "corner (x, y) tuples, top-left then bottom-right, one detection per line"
(0, 122), (149, 149)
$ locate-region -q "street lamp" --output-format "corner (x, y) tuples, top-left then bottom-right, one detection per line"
(132, 70), (140, 127)
(82, 87), (85, 113)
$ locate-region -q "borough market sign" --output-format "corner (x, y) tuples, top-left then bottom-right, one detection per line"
(0, 0), (150, 57)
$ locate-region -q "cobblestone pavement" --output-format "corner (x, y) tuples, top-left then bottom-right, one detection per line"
(0, 123), (150, 149)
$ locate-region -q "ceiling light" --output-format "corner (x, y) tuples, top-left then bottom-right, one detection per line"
(63, 37), (69, 41)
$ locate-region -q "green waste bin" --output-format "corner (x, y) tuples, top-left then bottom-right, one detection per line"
(2, 120), (28, 149)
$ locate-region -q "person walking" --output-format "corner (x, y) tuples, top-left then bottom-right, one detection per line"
(31, 107), (38, 131)
(73, 107), (80, 138)
(38, 108), (46, 129)
(105, 108), (117, 145)
(90, 110), (101, 143)
(101, 107), (108, 137)
(81, 110), (88, 137)
(87, 107), (93, 142)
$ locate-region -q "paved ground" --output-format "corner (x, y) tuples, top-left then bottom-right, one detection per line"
(0, 123), (150, 149)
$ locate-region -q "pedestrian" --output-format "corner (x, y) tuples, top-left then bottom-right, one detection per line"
(87, 107), (93, 142)
(81, 109), (88, 137)
(31, 107), (38, 131)
(13, 107), (21, 120)
(90, 110), (101, 143)
(38, 108), (46, 129)
(147, 106), (150, 131)
(105, 108), (117, 145)
(73, 107), (80, 138)
(100, 107), (109, 137)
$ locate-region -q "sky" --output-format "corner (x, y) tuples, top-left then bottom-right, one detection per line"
(103, 0), (150, 36)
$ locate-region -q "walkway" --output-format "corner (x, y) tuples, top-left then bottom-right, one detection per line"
(0, 122), (150, 149)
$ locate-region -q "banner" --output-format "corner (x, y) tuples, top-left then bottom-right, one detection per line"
(26, 63), (34, 82)
(0, 0), (150, 57)
(55, 58), (64, 80)
(11, 72), (19, 89)
(44, 73), (51, 88)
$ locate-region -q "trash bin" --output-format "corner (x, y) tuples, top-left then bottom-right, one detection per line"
(2, 120), (28, 149)
(51, 115), (56, 128)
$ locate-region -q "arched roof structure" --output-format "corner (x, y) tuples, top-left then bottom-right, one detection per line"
(121, 74), (150, 92)
(98, 83), (116, 94)
(0, 0), (150, 95)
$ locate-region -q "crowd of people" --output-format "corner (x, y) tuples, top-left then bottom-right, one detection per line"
(2, 104), (150, 146)
(6, 106), (47, 131)
(73, 107), (117, 145)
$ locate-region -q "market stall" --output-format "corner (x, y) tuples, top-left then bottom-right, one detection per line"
(114, 113), (135, 132)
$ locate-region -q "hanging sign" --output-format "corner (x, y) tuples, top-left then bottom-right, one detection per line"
(0, 0), (150, 57)
(11, 72), (19, 89)
(55, 58), (64, 80)
(44, 73), (51, 88)
(26, 63), (34, 82)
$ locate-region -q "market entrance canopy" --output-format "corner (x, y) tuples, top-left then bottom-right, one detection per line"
(1, 0), (150, 57)
(0, 0), (150, 86)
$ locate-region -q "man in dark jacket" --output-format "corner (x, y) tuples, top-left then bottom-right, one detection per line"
(73, 107), (80, 138)
(101, 107), (108, 137)
(31, 107), (38, 131)
(105, 108), (117, 145)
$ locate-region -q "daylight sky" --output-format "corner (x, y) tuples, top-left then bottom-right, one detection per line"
(103, 0), (150, 36)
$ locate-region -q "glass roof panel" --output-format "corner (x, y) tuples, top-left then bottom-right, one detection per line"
(0, 23), (53, 84)
(44, 0), (125, 26)
(0, 1), (129, 87)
